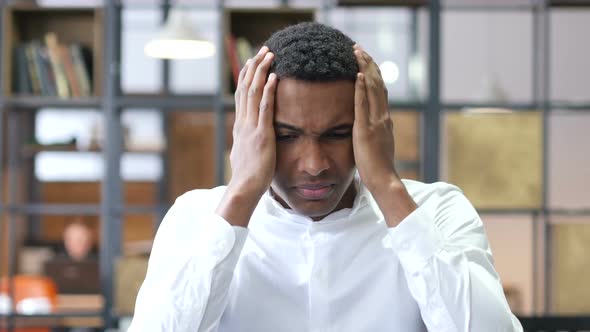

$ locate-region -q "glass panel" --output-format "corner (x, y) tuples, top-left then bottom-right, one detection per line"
(119, 110), (164, 182)
(35, 109), (104, 181)
(289, 0), (324, 7)
(225, 0), (280, 7)
(121, 0), (217, 6)
(550, 217), (590, 314)
(550, 9), (590, 103)
(28, 0), (101, 7)
(168, 111), (233, 197)
(481, 214), (534, 315)
(36, 152), (102, 182)
(170, 9), (219, 94)
(441, 111), (542, 209)
(442, 12), (532, 103)
(35, 109), (101, 149)
(392, 111), (420, 180)
(122, 8), (162, 94)
(121, 110), (165, 153)
(328, 7), (428, 102)
(548, 111), (590, 209)
(122, 6), (218, 94)
(443, 0), (535, 6)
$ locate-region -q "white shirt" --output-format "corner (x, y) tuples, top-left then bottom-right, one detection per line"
(129, 179), (523, 332)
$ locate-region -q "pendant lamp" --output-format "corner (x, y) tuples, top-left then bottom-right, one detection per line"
(144, 8), (215, 59)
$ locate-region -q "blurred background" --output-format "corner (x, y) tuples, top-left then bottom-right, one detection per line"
(0, 0), (588, 331)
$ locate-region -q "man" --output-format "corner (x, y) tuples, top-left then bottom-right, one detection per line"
(129, 22), (522, 331)
(63, 220), (95, 262)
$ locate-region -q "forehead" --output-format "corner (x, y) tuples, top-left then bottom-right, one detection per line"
(275, 78), (355, 131)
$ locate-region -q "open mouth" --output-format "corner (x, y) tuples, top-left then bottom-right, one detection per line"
(295, 184), (334, 200)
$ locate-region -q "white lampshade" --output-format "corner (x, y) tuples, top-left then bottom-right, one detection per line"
(144, 8), (215, 59)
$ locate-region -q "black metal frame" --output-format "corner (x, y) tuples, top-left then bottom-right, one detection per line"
(0, 0), (589, 330)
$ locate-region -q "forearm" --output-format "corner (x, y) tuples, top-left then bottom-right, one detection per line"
(129, 193), (249, 332)
(215, 185), (263, 228)
(369, 175), (417, 228)
(130, 222), (247, 332)
(387, 185), (522, 331)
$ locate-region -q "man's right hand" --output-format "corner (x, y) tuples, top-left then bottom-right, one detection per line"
(215, 46), (277, 228)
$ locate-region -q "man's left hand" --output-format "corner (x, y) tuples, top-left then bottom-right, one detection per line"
(352, 44), (417, 226)
(352, 44), (398, 194)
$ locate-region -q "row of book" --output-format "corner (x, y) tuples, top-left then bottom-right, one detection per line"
(12, 32), (93, 98)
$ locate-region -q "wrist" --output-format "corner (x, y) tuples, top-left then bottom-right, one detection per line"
(215, 184), (264, 228)
(370, 176), (417, 228)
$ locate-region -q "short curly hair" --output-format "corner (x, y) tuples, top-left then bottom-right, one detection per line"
(264, 22), (358, 82)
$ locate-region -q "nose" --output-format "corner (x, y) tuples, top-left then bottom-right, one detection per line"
(298, 138), (330, 176)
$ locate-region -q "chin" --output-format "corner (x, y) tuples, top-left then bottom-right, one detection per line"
(281, 192), (345, 220)
(271, 180), (356, 221)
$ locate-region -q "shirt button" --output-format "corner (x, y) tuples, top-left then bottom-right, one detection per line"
(401, 241), (410, 250)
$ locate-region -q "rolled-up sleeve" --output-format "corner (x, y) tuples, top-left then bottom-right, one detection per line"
(128, 189), (249, 332)
(389, 184), (523, 332)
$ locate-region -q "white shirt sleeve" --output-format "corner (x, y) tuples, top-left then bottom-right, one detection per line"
(388, 184), (523, 332)
(128, 192), (249, 332)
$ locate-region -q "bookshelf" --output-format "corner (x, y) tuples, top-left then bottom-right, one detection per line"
(2, 6), (103, 98)
(0, 4), (108, 331)
(223, 8), (315, 96)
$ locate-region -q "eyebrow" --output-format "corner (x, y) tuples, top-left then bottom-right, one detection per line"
(274, 122), (353, 134)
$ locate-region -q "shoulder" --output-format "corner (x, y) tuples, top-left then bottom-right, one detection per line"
(173, 185), (228, 211)
(401, 180), (483, 237)
(402, 179), (465, 206)
(158, 186), (228, 233)
(150, 186), (230, 256)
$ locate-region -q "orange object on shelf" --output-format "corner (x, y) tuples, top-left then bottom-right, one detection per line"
(0, 275), (58, 332)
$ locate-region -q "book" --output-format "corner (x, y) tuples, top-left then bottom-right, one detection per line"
(13, 46), (32, 94)
(59, 44), (81, 97)
(235, 37), (254, 68)
(44, 32), (70, 98)
(25, 43), (42, 95)
(31, 42), (54, 96)
(225, 34), (241, 89)
(70, 44), (92, 97)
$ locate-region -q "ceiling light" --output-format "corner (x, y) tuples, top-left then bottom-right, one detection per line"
(144, 8), (215, 60)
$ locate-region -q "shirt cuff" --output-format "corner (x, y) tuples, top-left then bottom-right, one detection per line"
(388, 202), (442, 274)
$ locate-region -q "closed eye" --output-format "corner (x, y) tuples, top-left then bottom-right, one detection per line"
(276, 134), (299, 141)
(323, 132), (352, 140)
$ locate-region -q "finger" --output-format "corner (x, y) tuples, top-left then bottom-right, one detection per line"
(365, 73), (386, 122)
(259, 73), (278, 128)
(354, 73), (369, 126)
(358, 50), (388, 121)
(354, 49), (368, 73)
(240, 46), (269, 120)
(248, 52), (275, 124)
(361, 49), (374, 64)
(235, 59), (250, 123)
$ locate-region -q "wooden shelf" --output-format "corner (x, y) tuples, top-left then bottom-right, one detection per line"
(5, 95), (101, 109)
(2, 5), (103, 98)
(223, 8), (315, 96)
(337, 0), (428, 7)
(549, 0), (590, 7)
(21, 144), (164, 157)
